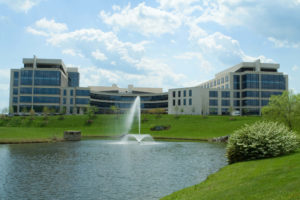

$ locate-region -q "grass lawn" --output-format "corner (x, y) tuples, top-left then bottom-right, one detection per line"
(0, 114), (260, 141)
(161, 150), (300, 200)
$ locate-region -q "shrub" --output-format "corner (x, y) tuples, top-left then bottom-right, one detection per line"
(226, 121), (299, 164)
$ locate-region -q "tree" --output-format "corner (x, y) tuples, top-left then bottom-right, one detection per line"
(21, 107), (28, 114)
(42, 107), (49, 120)
(110, 105), (119, 115)
(87, 105), (98, 120)
(262, 91), (300, 130)
(29, 108), (35, 120)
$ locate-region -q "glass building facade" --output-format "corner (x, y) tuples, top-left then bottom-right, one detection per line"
(10, 56), (90, 115)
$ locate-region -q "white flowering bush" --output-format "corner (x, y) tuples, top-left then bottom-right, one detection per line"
(226, 121), (299, 164)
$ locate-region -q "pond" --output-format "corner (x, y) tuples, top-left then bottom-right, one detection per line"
(0, 140), (227, 200)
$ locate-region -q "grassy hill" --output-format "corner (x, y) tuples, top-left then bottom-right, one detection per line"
(161, 150), (300, 200)
(0, 114), (259, 142)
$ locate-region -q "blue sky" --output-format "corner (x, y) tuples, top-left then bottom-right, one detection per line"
(1, 0), (300, 111)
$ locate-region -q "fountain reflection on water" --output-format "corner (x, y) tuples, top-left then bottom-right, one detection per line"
(121, 96), (154, 144)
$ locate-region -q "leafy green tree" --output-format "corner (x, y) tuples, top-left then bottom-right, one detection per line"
(21, 107), (28, 114)
(110, 105), (119, 114)
(42, 107), (49, 120)
(262, 91), (300, 130)
(87, 106), (98, 120)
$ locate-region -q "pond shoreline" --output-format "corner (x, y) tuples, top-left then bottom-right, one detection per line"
(0, 135), (217, 144)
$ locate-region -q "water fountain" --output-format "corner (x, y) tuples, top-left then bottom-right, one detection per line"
(121, 96), (154, 143)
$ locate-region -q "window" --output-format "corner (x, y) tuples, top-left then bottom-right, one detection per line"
(234, 92), (240, 98)
(20, 70), (33, 85)
(225, 84), (229, 89)
(189, 98), (192, 105)
(173, 91), (176, 98)
(76, 98), (90, 104)
(261, 75), (285, 90)
(34, 88), (60, 95)
(209, 91), (218, 98)
(225, 76), (229, 82)
(222, 91), (230, 98)
(13, 97), (18, 103)
(20, 87), (32, 94)
(214, 80), (216, 86)
(173, 99), (175, 106)
(76, 89), (90, 96)
(222, 108), (229, 115)
(68, 72), (79, 87)
(34, 71), (61, 86)
(210, 82), (213, 87)
(189, 90), (192, 96)
(63, 98), (66, 104)
(70, 98), (73, 104)
(209, 99), (218, 106)
(261, 100), (269, 106)
(233, 75), (240, 89)
(209, 108), (218, 115)
(242, 91), (259, 98)
(13, 71), (19, 86)
(217, 79), (220, 85)
(178, 99), (181, 106)
(242, 74), (259, 89)
(242, 99), (259, 106)
(221, 77), (224, 84)
(261, 91), (282, 98)
(64, 89), (67, 96)
(178, 91), (181, 97)
(184, 90), (186, 97)
(20, 96), (32, 103)
(183, 99), (186, 105)
(222, 100), (230, 106)
(13, 88), (18, 95)
(33, 96), (60, 103)
(221, 85), (224, 89)
(70, 90), (74, 96)
(242, 108), (260, 115)
(234, 100), (240, 106)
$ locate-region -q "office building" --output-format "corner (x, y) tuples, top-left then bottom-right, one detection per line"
(9, 56), (90, 115)
(9, 57), (288, 115)
(168, 60), (288, 115)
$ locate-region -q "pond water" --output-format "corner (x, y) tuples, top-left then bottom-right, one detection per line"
(0, 140), (227, 200)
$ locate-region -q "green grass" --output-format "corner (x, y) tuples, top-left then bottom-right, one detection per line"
(161, 150), (300, 200)
(0, 114), (260, 141)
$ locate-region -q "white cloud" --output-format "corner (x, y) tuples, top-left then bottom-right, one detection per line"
(62, 49), (84, 58)
(174, 52), (214, 72)
(112, 5), (121, 11)
(26, 26), (48, 36)
(268, 37), (300, 48)
(292, 65), (299, 71)
(157, 0), (200, 10)
(91, 49), (107, 61)
(100, 3), (182, 36)
(197, 32), (274, 64)
(111, 61), (116, 65)
(35, 18), (68, 33)
(0, 0), (40, 13)
(195, 0), (300, 44)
